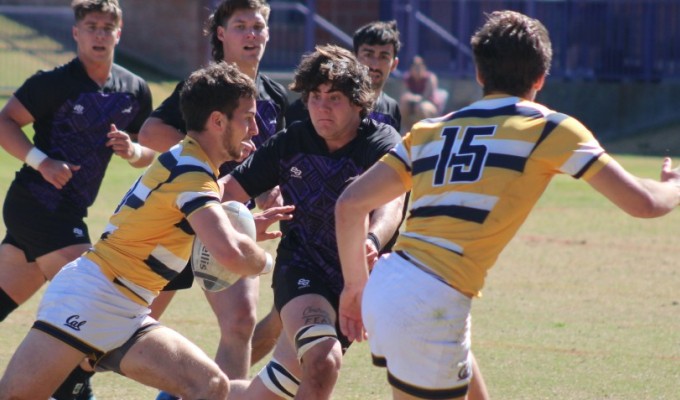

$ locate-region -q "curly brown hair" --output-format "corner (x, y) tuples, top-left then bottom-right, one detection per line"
(289, 45), (374, 119)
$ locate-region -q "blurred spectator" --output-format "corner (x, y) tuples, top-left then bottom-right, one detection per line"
(399, 55), (448, 132)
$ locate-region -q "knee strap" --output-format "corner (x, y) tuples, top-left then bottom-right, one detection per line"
(258, 358), (300, 399)
(0, 288), (18, 322)
(294, 324), (338, 360)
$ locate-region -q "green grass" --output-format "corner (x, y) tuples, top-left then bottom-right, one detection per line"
(2, 149), (680, 399)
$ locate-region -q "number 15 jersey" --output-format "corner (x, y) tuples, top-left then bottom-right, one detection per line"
(382, 95), (612, 297)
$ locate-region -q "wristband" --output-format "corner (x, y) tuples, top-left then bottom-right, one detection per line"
(367, 232), (381, 251)
(128, 142), (143, 163)
(25, 147), (48, 170)
(260, 252), (274, 275)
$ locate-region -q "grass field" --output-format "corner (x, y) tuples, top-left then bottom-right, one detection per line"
(2, 149), (680, 400)
(1, 12), (680, 400)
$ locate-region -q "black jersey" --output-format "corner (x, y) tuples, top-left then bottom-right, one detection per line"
(11, 57), (152, 217)
(285, 91), (401, 132)
(150, 73), (288, 176)
(230, 118), (401, 295)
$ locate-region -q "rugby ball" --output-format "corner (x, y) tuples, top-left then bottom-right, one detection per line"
(191, 201), (257, 292)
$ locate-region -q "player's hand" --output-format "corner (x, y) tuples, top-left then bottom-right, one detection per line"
(106, 123), (136, 159)
(660, 157), (680, 184)
(365, 240), (379, 271)
(339, 285), (367, 342)
(38, 158), (80, 189)
(252, 205), (295, 241)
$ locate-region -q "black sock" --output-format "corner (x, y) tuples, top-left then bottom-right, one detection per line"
(51, 365), (95, 400)
(0, 287), (19, 322)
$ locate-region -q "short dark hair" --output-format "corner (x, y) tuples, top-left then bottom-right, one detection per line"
(352, 20), (401, 58)
(205, 0), (271, 62)
(471, 10), (552, 96)
(289, 44), (374, 119)
(72, 0), (122, 24)
(180, 62), (257, 132)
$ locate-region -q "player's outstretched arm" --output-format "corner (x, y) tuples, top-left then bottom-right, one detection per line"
(587, 157), (680, 218)
(336, 162), (407, 342)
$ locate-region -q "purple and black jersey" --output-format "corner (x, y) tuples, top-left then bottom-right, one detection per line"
(150, 73), (288, 177)
(11, 58), (152, 217)
(285, 91), (401, 132)
(230, 118), (401, 295)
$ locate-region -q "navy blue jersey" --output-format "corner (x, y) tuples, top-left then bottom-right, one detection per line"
(230, 118), (401, 295)
(12, 58), (152, 217)
(150, 73), (288, 177)
(285, 91), (401, 132)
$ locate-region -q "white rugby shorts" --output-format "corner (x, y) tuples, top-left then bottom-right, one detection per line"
(363, 252), (473, 395)
(36, 257), (156, 354)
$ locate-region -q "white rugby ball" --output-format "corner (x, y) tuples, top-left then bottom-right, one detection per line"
(191, 201), (257, 292)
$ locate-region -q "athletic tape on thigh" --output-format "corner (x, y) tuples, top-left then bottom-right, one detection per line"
(294, 324), (338, 360)
(258, 358), (300, 399)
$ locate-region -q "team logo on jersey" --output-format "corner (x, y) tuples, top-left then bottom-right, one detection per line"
(73, 228), (84, 238)
(73, 104), (85, 115)
(290, 166), (303, 179)
(457, 360), (471, 380)
(64, 315), (87, 331)
(297, 278), (311, 289)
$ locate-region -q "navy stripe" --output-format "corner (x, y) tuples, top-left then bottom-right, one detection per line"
(410, 204), (489, 224)
(32, 321), (105, 359)
(168, 165), (216, 183)
(450, 104), (544, 121)
(269, 360), (300, 385)
(372, 354), (387, 367)
(158, 151), (178, 170)
(389, 148), (412, 173)
(144, 255), (179, 281)
(388, 371), (469, 400)
(412, 155), (437, 176)
(574, 151), (605, 179)
(530, 112), (569, 156)
(485, 153), (527, 172)
(125, 194), (144, 210)
(180, 196), (217, 217)
(113, 278), (149, 303)
(175, 218), (194, 235)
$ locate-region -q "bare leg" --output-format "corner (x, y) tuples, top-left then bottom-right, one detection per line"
(120, 326), (229, 399)
(0, 329), (85, 399)
(467, 352), (489, 400)
(251, 305), (282, 365)
(204, 275), (259, 379)
(0, 242), (89, 308)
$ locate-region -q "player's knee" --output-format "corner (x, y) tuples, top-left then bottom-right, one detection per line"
(0, 288), (19, 322)
(257, 358), (300, 399)
(294, 324), (342, 376)
(218, 309), (257, 341)
(181, 370), (229, 400)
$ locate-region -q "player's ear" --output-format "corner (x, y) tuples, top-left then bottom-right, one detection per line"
(532, 74), (546, 91)
(115, 19), (122, 45)
(390, 56), (399, 73)
(217, 25), (226, 42)
(209, 110), (226, 129)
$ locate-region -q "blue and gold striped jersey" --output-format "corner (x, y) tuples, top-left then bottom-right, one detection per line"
(85, 137), (222, 304)
(382, 95), (612, 297)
